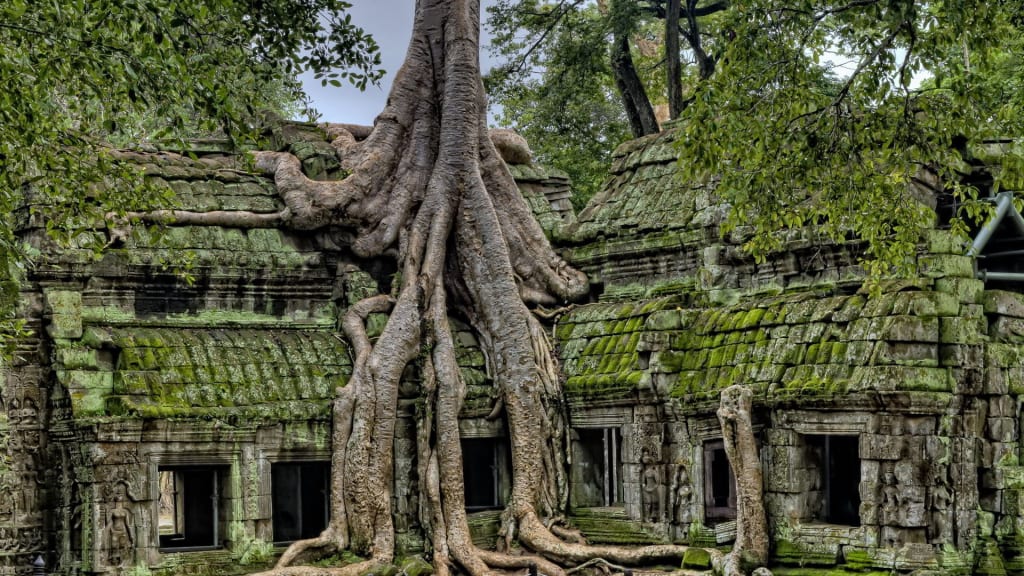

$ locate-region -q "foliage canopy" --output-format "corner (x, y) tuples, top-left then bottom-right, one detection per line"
(490, 0), (1024, 276)
(676, 0), (1024, 275)
(0, 0), (380, 330)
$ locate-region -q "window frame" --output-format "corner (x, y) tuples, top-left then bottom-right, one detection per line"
(156, 466), (226, 552)
(270, 461), (331, 545)
(572, 426), (625, 508)
(702, 439), (737, 522)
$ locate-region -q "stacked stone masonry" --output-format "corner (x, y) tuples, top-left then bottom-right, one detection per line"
(1, 123), (1022, 576)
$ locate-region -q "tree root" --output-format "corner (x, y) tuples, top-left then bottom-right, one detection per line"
(115, 3), (771, 576)
(248, 559), (383, 576)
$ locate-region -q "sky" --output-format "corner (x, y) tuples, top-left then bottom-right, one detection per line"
(299, 1), (500, 125)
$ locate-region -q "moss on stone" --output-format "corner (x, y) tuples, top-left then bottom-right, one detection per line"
(681, 547), (711, 569)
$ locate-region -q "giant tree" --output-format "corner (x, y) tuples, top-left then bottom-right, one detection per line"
(128, 1), (767, 575)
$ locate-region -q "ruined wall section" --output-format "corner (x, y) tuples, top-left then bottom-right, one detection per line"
(551, 226), (1024, 573)
(0, 289), (50, 574)
(8, 149), (356, 576)
(0, 125), (560, 574)
(561, 129), (868, 303)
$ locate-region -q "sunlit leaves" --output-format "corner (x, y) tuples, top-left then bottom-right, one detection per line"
(676, 0), (1024, 278)
(0, 0), (380, 319)
(487, 1), (632, 208)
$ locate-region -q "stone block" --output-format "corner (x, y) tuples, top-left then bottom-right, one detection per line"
(985, 368), (1010, 395)
(894, 459), (923, 486)
(940, 316), (986, 344)
(918, 253), (975, 278)
(987, 418), (1018, 443)
(56, 346), (99, 369)
(904, 416), (936, 436)
(44, 289), (82, 314)
(860, 481), (880, 505)
(952, 367), (984, 395)
(935, 277), (985, 304)
(48, 312), (83, 339)
(860, 502), (879, 524)
(886, 316), (940, 342)
(875, 342), (938, 367)
(861, 460), (881, 482)
(895, 543), (939, 570)
(908, 291), (961, 317)
(65, 370), (114, 391)
(990, 395), (1016, 417)
(990, 316), (1024, 343)
(860, 434), (903, 460)
(963, 303), (985, 319)
(984, 290), (1024, 318)
(924, 436), (948, 461)
(939, 343), (982, 367)
(766, 446), (800, 492)
(923, 229), (963, 255)
(645, 309), (681, 331)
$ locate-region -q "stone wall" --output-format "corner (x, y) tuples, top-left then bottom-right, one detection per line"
(6, 121), (1024, 576)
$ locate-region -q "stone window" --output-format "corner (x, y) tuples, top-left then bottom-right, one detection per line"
(805, 435), (860, 525)
(272, 462), (330, 544)
(703, 439), (736, 521)
(572, 428), (623, 507)
(462, 438), (509, 510)
(158, 467), (225, 550)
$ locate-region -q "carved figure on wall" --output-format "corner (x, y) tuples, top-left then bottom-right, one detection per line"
(20, 398), (38, 426)
(671, 463), (693, 525)
(881, 471), (901, 527)
(106, 482), (135, 568)
(0, 527), (15, 552)
(18, 457), (42, 523)
(930, 476), (953, 545)
(641, 449), (663, 523)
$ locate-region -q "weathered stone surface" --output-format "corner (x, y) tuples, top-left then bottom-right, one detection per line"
(10, 125), (1024, 576)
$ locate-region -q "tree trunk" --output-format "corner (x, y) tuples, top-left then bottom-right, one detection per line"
(684, 0), (716, 81)
(609, 0), (659, 138)
(717, 385), (769, 576)
(666, 0), (685, 119)
(135, 1), (770, 574)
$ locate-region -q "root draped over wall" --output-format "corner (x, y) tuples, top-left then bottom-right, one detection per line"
(124, 1), (770, 574)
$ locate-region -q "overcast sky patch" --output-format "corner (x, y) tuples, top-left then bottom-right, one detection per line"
(299, 1), (500, 125)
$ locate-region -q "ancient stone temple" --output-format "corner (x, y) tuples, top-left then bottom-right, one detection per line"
(2, 122), (1024, 575)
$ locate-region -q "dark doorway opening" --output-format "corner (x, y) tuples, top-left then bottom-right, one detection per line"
(703, 439), (736, 522)
(272, 461), (330, 544)
(462, 438), (508, 510)
(158, 467), (224, 550)
(807, 435), (861, 525)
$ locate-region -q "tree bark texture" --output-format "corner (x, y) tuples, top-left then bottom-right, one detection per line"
(666, 0), (685, 119)
(610, 0), (660, 138)
(130, 1), (769, 574)
(716, 386), (769, 576)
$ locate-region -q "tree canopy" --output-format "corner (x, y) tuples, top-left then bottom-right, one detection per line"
(676, 0), (1024, 276)
(0, 0), (381, 333)
(489, 0), (1024, 276)
(486, 1), (632, 208)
